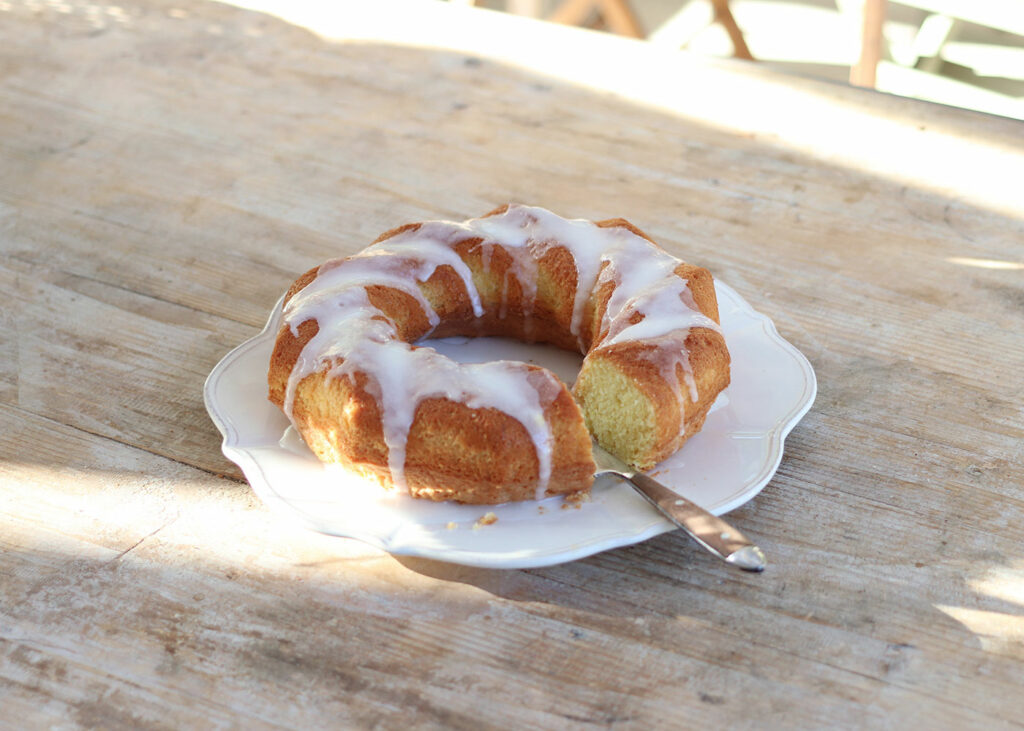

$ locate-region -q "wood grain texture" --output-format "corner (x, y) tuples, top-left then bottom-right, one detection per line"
(1, 0), (1023, 727)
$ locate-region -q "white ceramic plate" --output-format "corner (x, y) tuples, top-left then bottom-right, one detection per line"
(204, 281), (815, 569)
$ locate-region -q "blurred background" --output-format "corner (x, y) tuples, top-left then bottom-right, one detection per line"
(457, 0), (1024, 120)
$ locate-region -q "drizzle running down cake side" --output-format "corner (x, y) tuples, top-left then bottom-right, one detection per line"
(267, 205), (731, 504)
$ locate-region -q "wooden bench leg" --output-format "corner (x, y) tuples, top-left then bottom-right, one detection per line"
(709, 0), (753, 60)
(850, 0), (888, 87)
(599, 0), (644, 38)
(550, 0), (645, 38)
(649, 0), (754, 60)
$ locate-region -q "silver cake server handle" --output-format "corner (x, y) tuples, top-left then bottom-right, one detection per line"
(592, 442), (766, 572)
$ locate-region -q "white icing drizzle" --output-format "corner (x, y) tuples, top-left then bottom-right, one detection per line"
(472, 206), (607, 345)
(281, 204), (721, 497)
(602, 278), (721, 347)
(359, 223), (485, 319)
(326, 333), (560, 500)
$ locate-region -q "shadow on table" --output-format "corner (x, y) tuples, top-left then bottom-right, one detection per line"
(388, 531), (1024, 708)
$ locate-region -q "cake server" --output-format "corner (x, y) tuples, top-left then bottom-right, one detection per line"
(591, 442), (766, 572)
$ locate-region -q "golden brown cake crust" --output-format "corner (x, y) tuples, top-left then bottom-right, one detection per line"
(268, 206), (730, 502)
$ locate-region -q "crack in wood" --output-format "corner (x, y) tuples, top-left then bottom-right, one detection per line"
(107, 514), (180, 564)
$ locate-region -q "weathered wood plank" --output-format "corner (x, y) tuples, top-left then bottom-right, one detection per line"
(3, 407), (1021, 728)
(0, 258), (251, 477)
(1, 0), (1020, 328)
(1, 0), (1023, 726)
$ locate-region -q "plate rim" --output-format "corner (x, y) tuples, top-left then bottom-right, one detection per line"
(706, 280), (817, 514)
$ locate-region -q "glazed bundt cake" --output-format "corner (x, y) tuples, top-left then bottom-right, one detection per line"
(267, 204), (730, 504)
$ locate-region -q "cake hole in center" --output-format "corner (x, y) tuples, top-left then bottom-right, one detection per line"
(426, 336), (585, 387)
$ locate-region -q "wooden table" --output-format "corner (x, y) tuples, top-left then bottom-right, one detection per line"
(3, 0), (1022, 726)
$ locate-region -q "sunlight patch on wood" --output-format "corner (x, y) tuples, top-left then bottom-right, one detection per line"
(946, 256), (1024, 270)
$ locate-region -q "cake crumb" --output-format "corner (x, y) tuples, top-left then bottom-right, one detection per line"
(446, 521), (457, 531)
(561, 491), (591, 510)
(537, 505), (546, 515)
(473, 512), (498, 530)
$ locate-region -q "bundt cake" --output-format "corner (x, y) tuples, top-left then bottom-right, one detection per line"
(267, 204), (730, 504)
